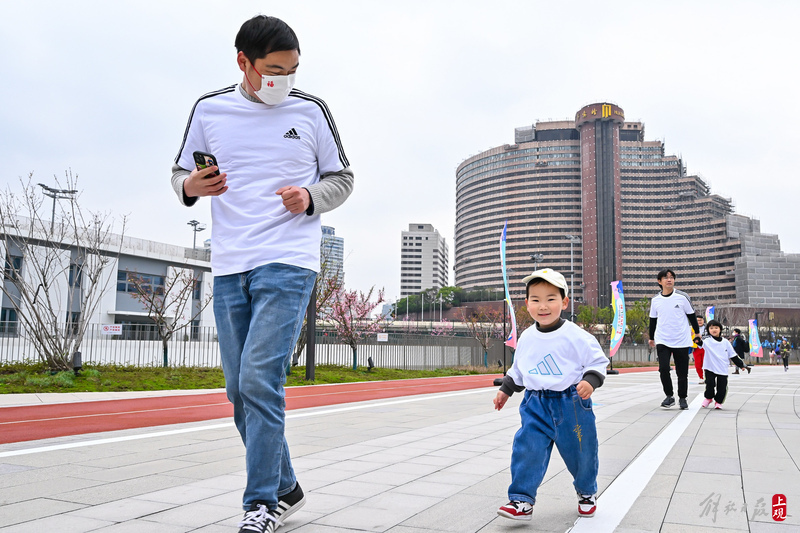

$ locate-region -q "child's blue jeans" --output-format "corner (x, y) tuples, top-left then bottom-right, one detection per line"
(508, 385), (599, 505)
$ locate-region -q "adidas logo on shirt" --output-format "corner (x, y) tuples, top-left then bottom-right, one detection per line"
(527, 353), (563, 376)
(284, 128), (301, 140)
(674, 304), (681, 309)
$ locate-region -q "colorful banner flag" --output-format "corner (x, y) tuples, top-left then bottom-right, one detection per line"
(500, 221), (518, 349)
(705, 306), (715, 321)
(748, 319), (763, 358)
(609, 280), (626, 358)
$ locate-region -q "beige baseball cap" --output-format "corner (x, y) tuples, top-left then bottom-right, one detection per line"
(521, 268), (569, 297)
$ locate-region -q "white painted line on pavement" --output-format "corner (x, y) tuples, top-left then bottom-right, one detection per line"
(0, 387), (492, 458)
(569, 393), (704, 533)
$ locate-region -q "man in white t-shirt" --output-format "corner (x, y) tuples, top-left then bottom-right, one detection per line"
(170, 15), (353, 533)
(648, 269), (701, 410)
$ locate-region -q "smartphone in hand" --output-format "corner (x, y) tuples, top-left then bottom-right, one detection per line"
(193, 151), (220, 177)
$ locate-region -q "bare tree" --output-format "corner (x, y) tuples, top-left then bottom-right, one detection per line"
(514, 302), (534, 336)
(125, 267), (212, 367)
(461, 306), (504, 367)
(291, 254), (343, 367)
(0, 172), (126, 371)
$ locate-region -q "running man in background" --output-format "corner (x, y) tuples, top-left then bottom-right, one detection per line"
(648, 269), (701, 410)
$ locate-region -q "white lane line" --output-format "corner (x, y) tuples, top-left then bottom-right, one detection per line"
(0, 387), (492, 458)
(569, 393), (704, 533)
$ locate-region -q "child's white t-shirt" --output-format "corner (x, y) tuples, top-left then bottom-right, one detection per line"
(702, 337), (738, 375)
(506, 321), (609, 391)
(175, 86), (348, 276)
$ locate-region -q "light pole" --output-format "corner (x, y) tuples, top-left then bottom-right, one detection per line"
(187, 220), (206, 250)
(38, 183), (77, 235)
(566, 235), (581, 321)
(530, 253), (544, 271)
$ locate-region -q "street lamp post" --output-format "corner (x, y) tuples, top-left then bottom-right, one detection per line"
(187, 220), (206, 251)
(565, 235), (581, 321)
(530, 253), (544, 271)
(38, 183), (78, 235)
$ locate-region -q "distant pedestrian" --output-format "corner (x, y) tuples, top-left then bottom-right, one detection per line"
(780, 338), (791, 371)
(700, 320), (738, 409)
(692, 315), (706, 384)
(494, 269), (608, 522)
(648, 269), (701, 410)
(730, 329), (752, 374)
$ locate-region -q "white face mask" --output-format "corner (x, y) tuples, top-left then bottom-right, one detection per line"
(252, 72), (296, 105)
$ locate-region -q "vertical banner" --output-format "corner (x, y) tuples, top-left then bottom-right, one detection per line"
(500, 221), (518, 349)
(609, 280), (626, 358)
(749, 319), (763, 358)
(705, 306), (715, 321)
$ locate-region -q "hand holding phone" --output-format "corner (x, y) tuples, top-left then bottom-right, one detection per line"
(193, 151), (220, 177)
(185, 151), (228, 198)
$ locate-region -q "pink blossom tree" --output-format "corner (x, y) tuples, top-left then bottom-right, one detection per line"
(431, 318), (456, 337)
(461, 307), (505, 367)
(324, 286), (386, 370)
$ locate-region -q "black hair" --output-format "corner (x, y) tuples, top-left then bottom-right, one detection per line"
(657, 269), (676, 281)
(696, 314), (705, 322)
(706, 319), (722, 332)
(235, 15), (300, 63)
(526, 277), (566, 299)
(733, 328), (741, 334)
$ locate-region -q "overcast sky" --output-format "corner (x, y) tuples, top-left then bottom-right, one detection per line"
(3, 0), (799, 301)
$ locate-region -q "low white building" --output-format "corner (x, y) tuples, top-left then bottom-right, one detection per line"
(1, 222), (214, 340)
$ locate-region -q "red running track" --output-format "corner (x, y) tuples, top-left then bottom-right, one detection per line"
(0, 374), (503, 445)
(0, 368), (654, 445)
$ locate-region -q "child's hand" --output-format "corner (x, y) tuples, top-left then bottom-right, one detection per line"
(494, 391), (509, 410)
(576, 380), (594, 400)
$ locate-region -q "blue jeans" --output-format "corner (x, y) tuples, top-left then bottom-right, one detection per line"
(508, 386), (599, 505)
(214, 263), (316, 510)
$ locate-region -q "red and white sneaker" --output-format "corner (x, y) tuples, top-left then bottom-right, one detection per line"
(578, 494), (596, 517)
(497, 500), (533, 521)
(714, 402), (722, 409)
(701, 398), (712, 408)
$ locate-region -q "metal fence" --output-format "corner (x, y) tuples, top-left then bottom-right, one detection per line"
(0, 322), (658, 369)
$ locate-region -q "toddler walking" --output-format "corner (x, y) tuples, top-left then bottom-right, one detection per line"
(494, 269), (608, 521)
(700, 320), (737, 409)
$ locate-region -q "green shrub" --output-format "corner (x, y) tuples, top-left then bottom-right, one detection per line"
(53, 372), (75, 388)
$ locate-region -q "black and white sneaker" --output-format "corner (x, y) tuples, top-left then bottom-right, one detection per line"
(660, 396), (675, 408)
(275, 482), (306, 524)
(578, 493), (596, 517)
(238, 503), (281, 533)
(679, 398), (688, 410)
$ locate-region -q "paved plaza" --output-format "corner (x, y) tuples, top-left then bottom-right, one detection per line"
(0, 366), (798, 532)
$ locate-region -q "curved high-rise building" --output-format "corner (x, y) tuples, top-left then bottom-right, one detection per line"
(454, 102), (782, 309)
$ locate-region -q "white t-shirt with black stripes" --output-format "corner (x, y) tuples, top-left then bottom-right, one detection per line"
(175, 85), (348, 276)
(649, 290), (695, 348)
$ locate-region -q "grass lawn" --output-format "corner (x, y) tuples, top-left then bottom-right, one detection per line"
(0, 362), (501, 394)
(0, 360), (665, 394)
